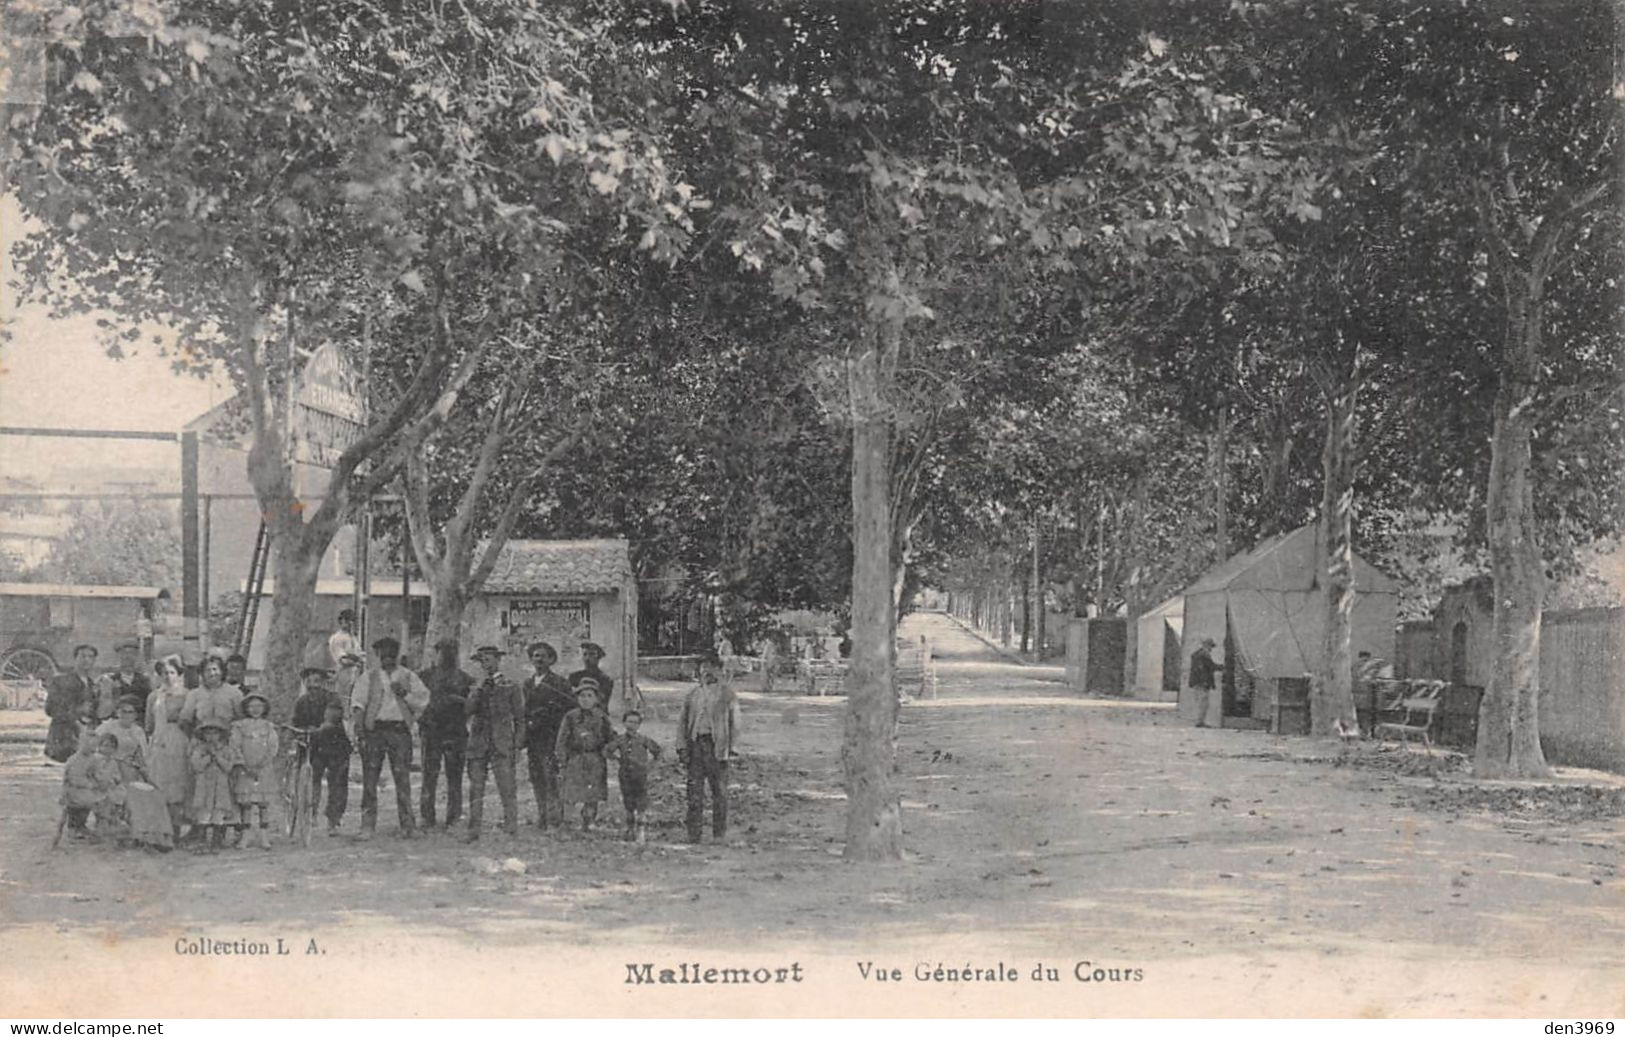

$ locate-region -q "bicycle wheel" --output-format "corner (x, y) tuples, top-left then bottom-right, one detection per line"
(290, 759), (314, 849)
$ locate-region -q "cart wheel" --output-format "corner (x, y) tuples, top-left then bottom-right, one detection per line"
(1, 646), (56, 684)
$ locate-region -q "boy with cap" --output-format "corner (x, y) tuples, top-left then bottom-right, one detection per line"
(310, 700), (353, 835)
(291, 661), (337, 731)
(349, 636), (430, 839)
(608, 710), (662, 842)
(522, 641), (575, 828)
(556, 679), (615, 833)
(568, 642), (615, 712)
(60, 731), (122, 839)
(418, 638), (473, 830)
(463, 645), (525, 841)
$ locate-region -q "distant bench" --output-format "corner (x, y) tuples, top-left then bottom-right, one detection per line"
(1373, 679), (1446, 751)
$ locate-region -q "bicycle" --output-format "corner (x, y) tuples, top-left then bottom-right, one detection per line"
(278, 723), (317, 849)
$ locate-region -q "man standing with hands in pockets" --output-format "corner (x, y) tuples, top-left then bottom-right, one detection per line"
(464, 645), (525, 842)
(350, 636), (430, 840)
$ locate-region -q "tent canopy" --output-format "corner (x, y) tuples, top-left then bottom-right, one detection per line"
(1178, 524), (1400, 710)
(1184, 524), (1398, 597)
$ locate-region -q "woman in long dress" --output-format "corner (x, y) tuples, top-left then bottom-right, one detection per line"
(144, 656), (192, 837)
(92, 697), (174, 850)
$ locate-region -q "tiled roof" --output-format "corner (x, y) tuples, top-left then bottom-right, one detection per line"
(480, 538), (633, 595)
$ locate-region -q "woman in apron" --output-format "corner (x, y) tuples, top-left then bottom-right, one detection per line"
(144, 655), (193, 840)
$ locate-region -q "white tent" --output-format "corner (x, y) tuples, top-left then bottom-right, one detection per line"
(1133, 592), (1185, 699)
(1177, 524), (1399, 726)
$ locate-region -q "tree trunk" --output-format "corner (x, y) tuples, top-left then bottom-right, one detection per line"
(1314, 375), (1360, 736)
(423, 571), (471, 655)
(262, 537), (323, 723)
(1000, 578), (1013, 646)
(842, 336), (902, 860)
(1475, 274), (1550, 778)
(1020, 578), (1031, 654)
(1214, 402), (1231, 562)
(1120, 475), (1149, 692)
(1261, 406), (1296, 537)
(1031, 517), (1043, 658)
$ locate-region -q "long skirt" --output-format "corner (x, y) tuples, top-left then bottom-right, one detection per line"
(124, 782), (174, 848)
(147, 722), (192, 809)
(560, 752), (607, 805)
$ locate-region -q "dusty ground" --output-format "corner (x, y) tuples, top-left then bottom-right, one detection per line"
(2, 611), (1622, 1018)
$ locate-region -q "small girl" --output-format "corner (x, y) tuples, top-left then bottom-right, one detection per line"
(188, 721), (241, 854)
(554, 680), (614, 833)
(61, 733), (124, 839)
(231, 692), (277, 850)
(607, 710), (662, 842)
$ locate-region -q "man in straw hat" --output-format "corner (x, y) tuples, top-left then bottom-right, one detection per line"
(463, 645), (524, 841)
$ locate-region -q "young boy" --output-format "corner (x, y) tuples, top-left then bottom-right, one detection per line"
(608, 710), (662, 842)
(555, 681), (614, 833)
(61, 733), (124, 839)
(310, 701), (353, 835)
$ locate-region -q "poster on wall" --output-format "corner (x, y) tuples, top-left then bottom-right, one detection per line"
(502, 598), (591, 671)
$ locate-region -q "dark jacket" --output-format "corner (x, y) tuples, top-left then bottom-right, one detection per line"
(311, 721), (352, 765)
(466, 673), (525, 757)
(106, 670), (153, 724)
(291, 688), (336, 731)
(419, 664), (474, 741)
(45, 673), (94, 763)
(1189, 646), (1222, 690)
(522, 671), (575, 749)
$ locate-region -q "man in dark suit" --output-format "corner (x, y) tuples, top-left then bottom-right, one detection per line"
(105, 640), (153, 726)
(1189, 637), (1224, 729)
(45, 644), (98, 771)
(522, 641), (575, 828)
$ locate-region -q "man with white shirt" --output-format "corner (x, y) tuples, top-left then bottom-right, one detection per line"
(679, 650), (741, 844)
(350, 636), (430, 839)
(328, 609), (360, 670)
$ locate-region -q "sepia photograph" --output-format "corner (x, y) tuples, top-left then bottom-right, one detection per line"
(0, 0), (1621, 1021)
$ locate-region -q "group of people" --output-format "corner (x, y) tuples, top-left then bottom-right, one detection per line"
(44, 614), (743, 853)
(47, 643), (275, 852)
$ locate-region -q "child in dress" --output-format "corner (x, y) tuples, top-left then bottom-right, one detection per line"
(554, 681), (614, 833)
(189, 721), (241, 854)
(231, 692), (278, 850)
(61, 733), (125, 839)
(608, 710), (662, 842)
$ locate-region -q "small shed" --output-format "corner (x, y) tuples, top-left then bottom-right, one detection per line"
(1132, 592), (1185, 698)
(462, 539), (638, 713)
(1178, 524), (1399, 727)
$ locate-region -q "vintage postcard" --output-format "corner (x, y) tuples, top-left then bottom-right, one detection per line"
(1, 0), (1621, 1020)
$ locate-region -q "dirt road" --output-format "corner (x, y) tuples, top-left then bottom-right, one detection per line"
(2, 611), (1621, 1017)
